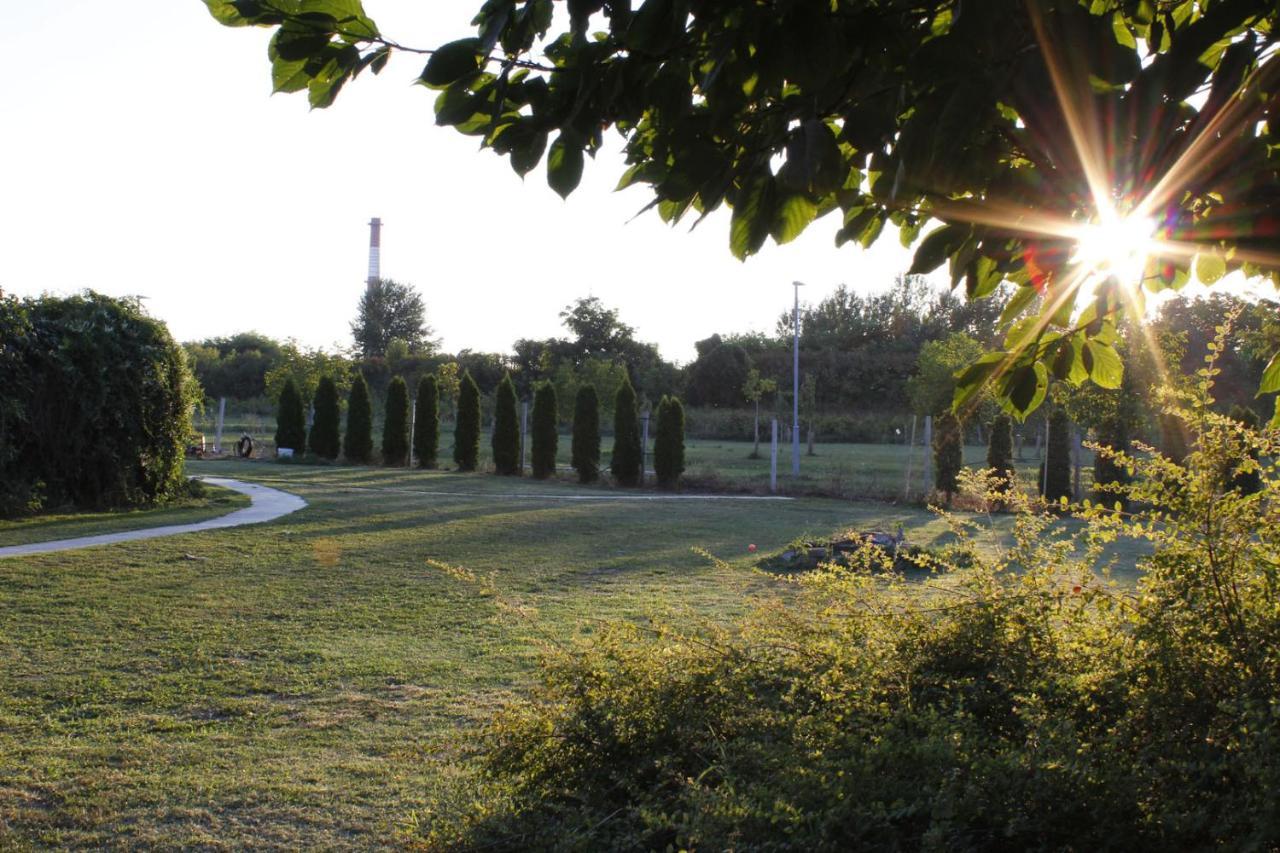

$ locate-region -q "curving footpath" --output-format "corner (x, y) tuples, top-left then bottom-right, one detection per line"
(0, 477), (306, 558)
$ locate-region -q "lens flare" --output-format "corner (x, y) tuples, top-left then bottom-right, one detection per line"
(1071, 215), (1157, 287)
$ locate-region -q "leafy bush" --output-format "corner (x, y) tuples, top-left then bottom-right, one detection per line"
(932, 412), (963, 498)
(419, 397), (1280, 850)
(0, 292), (197, 516)
(1042, 407), (1073, 502)
(492, 372), (521, 475)
(571, 384), (600, 483)
(653, 395), (685, 489)
(531, 382), (558, 480)
(274, 377), (307, 454)
(1227, 404), (1262, 494)
(343, 374), (374, 464)
(414, 374), (439, 468)
(308, 375), (341, 459)
(611, 375), (642, 486)
(382, 375), (410, 466)
(454, 370), (481, 472)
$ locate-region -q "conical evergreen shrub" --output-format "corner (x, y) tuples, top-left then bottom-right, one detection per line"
(343, 374), (374, 464)
(274, 378), (307, 455)
(1042, 408), (1073, 502)
(611, 375), (642, 486)
(492, 373), (521, 475)
(653, 395), (685, 489)
(531, 382), (558, 480)
(571, 384), (601, 484)
(414, 374), (439, 469)
(308, 375), (341, 460)
(454, 370), (481, 472)
(933, 412), (963, 499)
(986, 413), (1015, 495)
(382, 375), (410, 466)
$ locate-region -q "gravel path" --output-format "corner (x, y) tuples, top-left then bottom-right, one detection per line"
(0, 478), (306, 558)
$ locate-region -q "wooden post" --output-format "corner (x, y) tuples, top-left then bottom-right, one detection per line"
(640, 410), (650, 485)
(922, 415), (933, 496)
(904, 414), (918, 500)
(770, 418), (778, 493)
(214, 397), (226, 454)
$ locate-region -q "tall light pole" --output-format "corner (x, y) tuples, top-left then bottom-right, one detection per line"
(792, 280), (804, 476)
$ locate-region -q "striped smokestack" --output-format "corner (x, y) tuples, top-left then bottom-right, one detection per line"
(367, 217), (382, 287)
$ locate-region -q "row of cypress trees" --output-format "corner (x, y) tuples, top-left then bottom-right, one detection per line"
(276, 369), (685, 487)
(932, 410), (1076, 504)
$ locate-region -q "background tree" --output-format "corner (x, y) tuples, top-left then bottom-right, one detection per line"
(742, 368), (778, 458)
(653, 396), (686, 490)
(274, 377), (307, 454)
(453, 370), (480, 472)
(531, 382), (558, 480)
(572, 384), (601, 484)
(183, 331), (284, 400)
(611, 376), (642, 487)
(381, 375), (410, 466)
(308, 375), (341, 460)
(343, 374), (374, 464)
(1042, 408), (1073, 503)
(414, 374), (439, 469)
(491, 373), (521, 475)
(799, 374), (818, 456)
(686, 342), (752, 408)
(986, 414), (1015, 495)
(206, 1), (1280, 417)
(908, 332), (988, 418)
(351, 278), (436, 358)
(933, 413), (963, 501)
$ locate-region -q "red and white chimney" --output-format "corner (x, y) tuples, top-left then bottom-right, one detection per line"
(367, 217), (382, 287)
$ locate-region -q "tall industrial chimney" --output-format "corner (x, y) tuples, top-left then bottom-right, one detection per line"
(367, 217), (382, 288)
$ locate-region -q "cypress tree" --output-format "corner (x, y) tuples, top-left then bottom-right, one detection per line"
(343, 374), (374, 464)
(572, 384), (601, 484)
(1228, 404), (1262, 495)
(381, 375), (410, 466)
(1042, 408), (1073, 502)
(454, 370), (481, 472)
(274, 377), (307, 455)
(1093, 414), (1131, 507)
(986, 413), (1015, 494)
(611, 375), (642, 486)
(308, 375), (341, 460)
(413, 374), (439, 469)
(492, 372), (521, 475)
(530, 381), (559, 479)
(653, 395), (686, 489)
(932, 412), (963, 499)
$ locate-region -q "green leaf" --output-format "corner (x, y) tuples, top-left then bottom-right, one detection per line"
(1084, 340), (1124, 389)
(1258, 350), (1280, 395)
(909, 224), (966, 275)
(998, 285), (1038, 328)
(510, 129), (548, 177)
(422, 38), (482, 88)
(1195, 252), (1227, 285)
(999, 362), (1048, 420)
(547, 133), (585, 199)
(951, 352), (1005, 412)
(729, 173), (776, 260)
(771, 194), (817, 245)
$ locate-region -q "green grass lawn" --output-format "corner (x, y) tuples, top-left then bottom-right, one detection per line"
(0, 460), (1140, 847)
(0, 483), (250, 548)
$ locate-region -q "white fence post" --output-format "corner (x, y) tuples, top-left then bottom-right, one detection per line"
(640, 410), (650, 485)
(214, 397), (226, 454)
(770, 418), (779, 494)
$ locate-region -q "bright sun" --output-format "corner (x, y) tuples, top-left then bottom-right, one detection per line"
(1071, 214), (1158, 287)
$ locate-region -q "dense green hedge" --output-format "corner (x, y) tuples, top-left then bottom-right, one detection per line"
(454, 371), (481, 471)
(611, 375), (642, 486)
(492, 373), (521, 475)
(0, 292), (197, 516)
(653, 396), (685, 489)
(382, 376), (410, 466)
(343, 374), (374, 463)
(530, 382), (558, 480)
(308, 376), (341, 460)
(571, 384), (600, 483)
(414, 374), (439, 468)
(274, 378), (307, 454)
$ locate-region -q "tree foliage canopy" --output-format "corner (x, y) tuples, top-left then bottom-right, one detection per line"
(207, 0), (1280, 419)
(351, 278), (435, 359)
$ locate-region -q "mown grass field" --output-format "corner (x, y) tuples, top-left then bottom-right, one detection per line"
(1, 459), (990, 848)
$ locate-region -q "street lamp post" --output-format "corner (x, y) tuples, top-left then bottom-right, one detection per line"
(792, 280), (803, 476)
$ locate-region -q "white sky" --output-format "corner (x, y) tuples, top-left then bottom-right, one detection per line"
(0, 1), (929, 364)
(3, 2), (1268, 365)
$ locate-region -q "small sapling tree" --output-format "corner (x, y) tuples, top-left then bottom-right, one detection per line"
(531, 382), (558, 480)
(653, 396), (686, 489)
(274, 377), (307, 455)
(743, 368), (777, 459)
(572, 384), (601, 484)
(308, 375), (341, 460)
(382, 375), (410, 466)
(611, 375), (642, 486)
(492, 373), (521, 475)
(454, 370), (481, 471)
(343, 374), (374, 464)
(414, 374), (439, 468)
